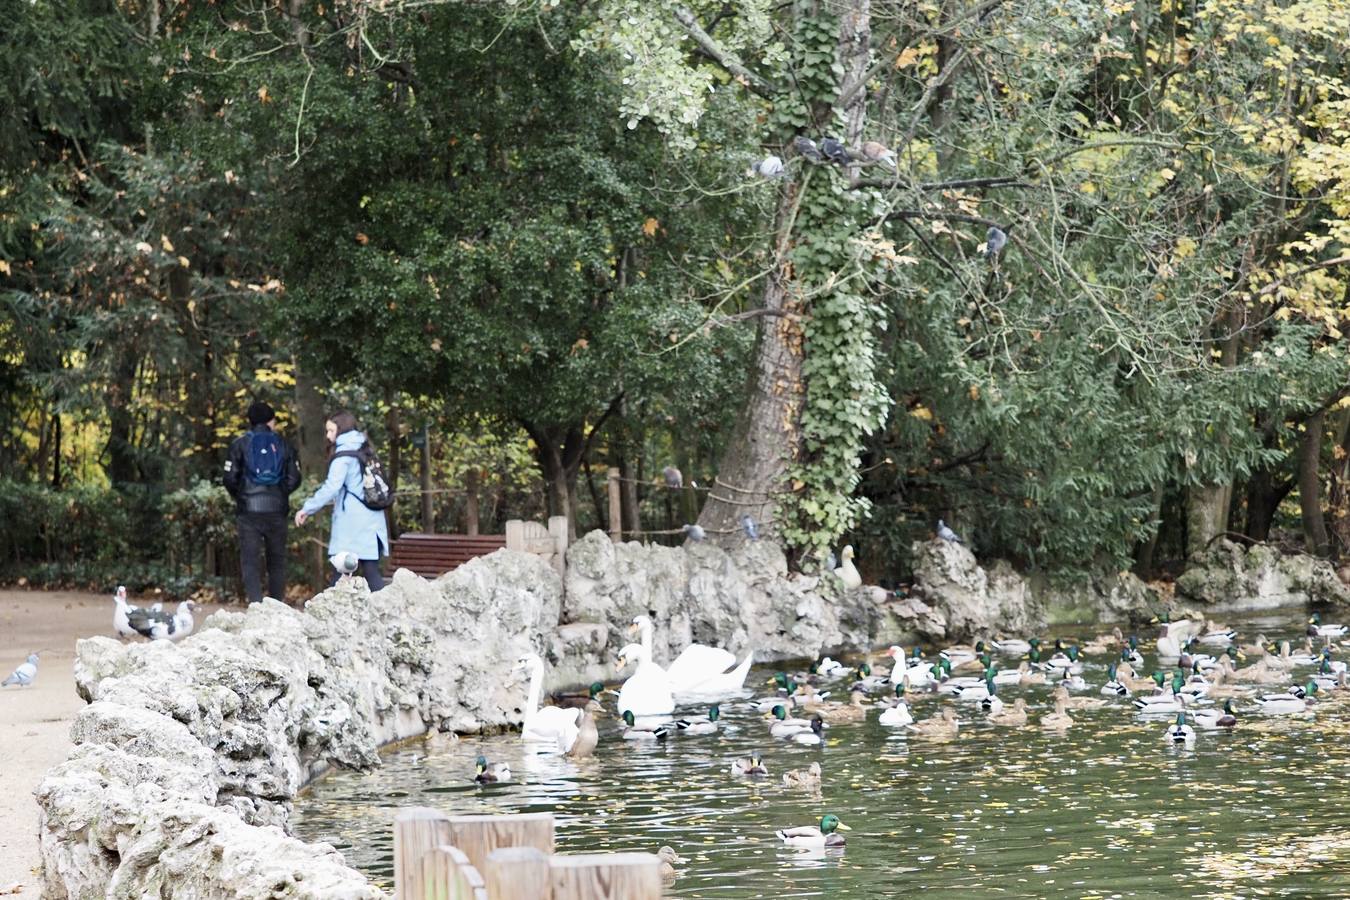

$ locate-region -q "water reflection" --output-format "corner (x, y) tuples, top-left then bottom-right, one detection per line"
(292, 609), (1350, 897)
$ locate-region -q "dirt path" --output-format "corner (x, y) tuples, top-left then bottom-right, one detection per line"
(0, 590), (231, 898)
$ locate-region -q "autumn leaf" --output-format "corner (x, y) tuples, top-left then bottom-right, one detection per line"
(161, 234), (175, 253)
(642, 217), (660, 237)
(0, 260), (10, 276)
(910, 405), (934, 421)
(355, 232), (369, 245)
(177, 256), (190, 268)
(571, 337), (590, 353)
(895, 46), (922, 68)
(257, 86), (271, 103)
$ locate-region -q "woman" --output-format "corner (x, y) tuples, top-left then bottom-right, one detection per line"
(294, 411), (390, 590)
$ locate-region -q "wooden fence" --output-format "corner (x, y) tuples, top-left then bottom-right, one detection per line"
(393, 808), (660, 900)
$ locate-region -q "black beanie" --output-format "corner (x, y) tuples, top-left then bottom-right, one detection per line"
(247, 400), (275, 426)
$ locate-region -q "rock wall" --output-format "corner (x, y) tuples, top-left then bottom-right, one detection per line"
(1175, 539), (1350, 611)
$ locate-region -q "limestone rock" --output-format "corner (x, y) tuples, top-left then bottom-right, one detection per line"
(1176, 539), (1350, 610)
(909, 540), (1044, 641)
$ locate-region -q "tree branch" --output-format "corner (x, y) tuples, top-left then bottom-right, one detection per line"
(1254, 255), (1350, 298)
(673, 5), (778, 97)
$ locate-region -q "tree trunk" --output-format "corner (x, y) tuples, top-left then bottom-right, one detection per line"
(1186, 482), (1232, 559)
(1133, 484), (1164, 576)
(523, 422), (586, 542)
(106, 352), (140, 486)
(1327, 410), (1350, 559)
(1299, 408), (1329, 555)
(384, 405), (401, 540)
(293, 361), (329, 477)
(1244, 467), (1292, 542)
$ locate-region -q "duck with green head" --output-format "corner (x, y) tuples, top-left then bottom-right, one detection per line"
(621, 709), (670, 741)
(1165, 712), (1195, 746)
(776, 814), (851, 847)
(1193, 699), (1238, 729)
(1101, 663), (1130, 698)
(768, 704), (812, 738)
(1256, 681), (1317, 714)
(473, 755), (511, 783)
(675, 705), (721, 735)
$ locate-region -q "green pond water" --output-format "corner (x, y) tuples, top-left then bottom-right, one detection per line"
(291, 609), (1350, 898)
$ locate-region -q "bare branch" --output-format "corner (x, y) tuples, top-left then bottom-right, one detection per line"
(673, 5), (779, 97)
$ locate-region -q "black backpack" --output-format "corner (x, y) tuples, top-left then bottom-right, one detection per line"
(334, 445), (395, 510)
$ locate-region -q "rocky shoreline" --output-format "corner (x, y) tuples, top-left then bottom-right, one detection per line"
(34, 532), (1349, 897)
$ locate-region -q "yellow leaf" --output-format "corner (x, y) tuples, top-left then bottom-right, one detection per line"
(1080, 182), (1097, 194)
(642, 217), (660, 237)
(895, 46), (921, 68)
(910, 405), (934, 421)
(1158, 167), (1176, 182)
(1175, 236), (1197, 259)
(257, 86), (271, 103)
(968, 384), (980, 401)
(0, 260), (10, 275)
(160, 234), (174, 253)
(177, 255), (190, 268)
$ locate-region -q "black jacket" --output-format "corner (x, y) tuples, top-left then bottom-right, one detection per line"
(223, 425), (302, 516)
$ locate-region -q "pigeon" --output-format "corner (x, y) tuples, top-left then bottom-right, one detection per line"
(985, 225), (1008, 261)
(682, 523), (706, 542)
(740, 514), (760, 541)
(747, 155), (785, 179)
(662, 466), (683, 490)
(937, 519), (963, 543)
(819, 138), (855, 166)
(825, 550), (838, 572)
(792, 135), (824, 163)
(3, 653), (39, 687)
(330, 551), (360, 577)
(860, 141), (897, 170)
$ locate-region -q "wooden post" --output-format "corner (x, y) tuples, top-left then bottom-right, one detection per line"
(419, 423), (434, 534)
(421, 845), (488, 900)
(393, 807), (451, 900)
(445, 812), (555, 873)
(547, 516), (569, 578)
(505, 519), (525, 553)
(606, 467), (622, 543)
(549, 853), (662, 900)
(465, 467), (480, 537)
(484, 847), (551, 900)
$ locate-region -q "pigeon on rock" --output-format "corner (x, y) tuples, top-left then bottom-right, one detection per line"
(2, 653), (38, 687)
(860, 141), (897, 170)
(819, 138), (855, 166)
(937, 519), (963, 543)
(747, 155), (785, 179)
(682, 523), (706, 542)
(330, 551), (360, 579)
(985, 225), (1008, 261)
(740, 514), (760, 541)
(792, 135), (824, 163)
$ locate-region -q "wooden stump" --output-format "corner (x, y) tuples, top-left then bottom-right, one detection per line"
(445, 812), (555, 873)
(484, 846), (552, 900)
(421, 845), (488, 900)
(549, 852), (662, 900)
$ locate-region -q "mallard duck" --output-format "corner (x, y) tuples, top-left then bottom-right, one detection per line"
(783, 761), (823, 788)
(955, 671), (998, 702)
(908, 706), (959, 739)
(1040, 694), (1074, 731)
(1309, 613), (1348, 640)
(816, 691), (869, 724)
(816, 656), (849, 677)
(1133, 673), (1187, 714)
(776, 814), (851, 847)
(980, 679), (1004, 715)
(1058, 668), (1088, 692)
(850, 663), (888, 693)
(1255, 681), (1317, 714)
(1320, 647), (1346, 674)
(1193, 699), (1238, 729)
(988, 697), (1028, 727)
(1082, 626), (1124, 656)
(1165, 712), (1195, 746)
(1121, 638), (1145, 668)
(473, 755), (511, 783)
(1199, 657), (1247, 700)
(1046, 645), (1084, 675)
(767, 704), (813, 738)
(948, 643), (990, 673)
(1016, 661), (1047, 686)
(656, 845), (686, 879)
(730, 752), (769, 776)
(755, 674), (801, 712)
(992, 636), (1035, 656)
(793, 715), (826, 745)
(676, 705), (721, 735)
(1288, 639), (1321, 667)
(622, 709), (670, 741)
(1101, 663), (1131, 697)
(1198, 625), (1237, 647)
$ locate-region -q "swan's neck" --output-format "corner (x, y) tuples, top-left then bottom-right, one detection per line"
(639, 619), (653, 655)
(525, 660), (544, 725)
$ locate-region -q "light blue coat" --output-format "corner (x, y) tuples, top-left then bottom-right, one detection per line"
(300, 430), (390, 559)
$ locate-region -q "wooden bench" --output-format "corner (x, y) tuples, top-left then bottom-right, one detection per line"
(389, 533), (507, 578)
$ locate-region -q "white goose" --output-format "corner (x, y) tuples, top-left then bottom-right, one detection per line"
(834, 545), (862, 590)
(616, 643), (676, 716)
(630, 615), (753, 697)
(514, 654), (582, 753)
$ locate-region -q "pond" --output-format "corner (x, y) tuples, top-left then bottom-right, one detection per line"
(291, 609), (1350, 897)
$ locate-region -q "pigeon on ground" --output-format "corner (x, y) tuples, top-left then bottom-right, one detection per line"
(330, 551), (360, 577)
(937, 519), (963, 543)
(747, 155), (785, 179)
(860, 141), (897, 170)
(682, 523), (706, 542)
(985, 225), (1008, 261)
(2, 653), (39, 687)
(740, 515), (760, 541)
(819, 138), (855, 166)
(792, 135), (824, 163)
(662, 466), (683, 490)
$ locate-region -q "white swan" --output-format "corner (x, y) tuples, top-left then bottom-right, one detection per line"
(629, 615), (752, 697)
(835, 545), (862, 589)
(616, 643), (675, 716)
(514, 654), (581, 753)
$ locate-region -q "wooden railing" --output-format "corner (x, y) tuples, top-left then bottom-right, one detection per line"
(393, 809), (660, 900)
(388, 516), (570, 580)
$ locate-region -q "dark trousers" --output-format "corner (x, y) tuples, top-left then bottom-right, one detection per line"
(238, 513), (288, 603)
(328, 538), (386, 591)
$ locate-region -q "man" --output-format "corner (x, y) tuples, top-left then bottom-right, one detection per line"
(223, 400), (302, 603)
